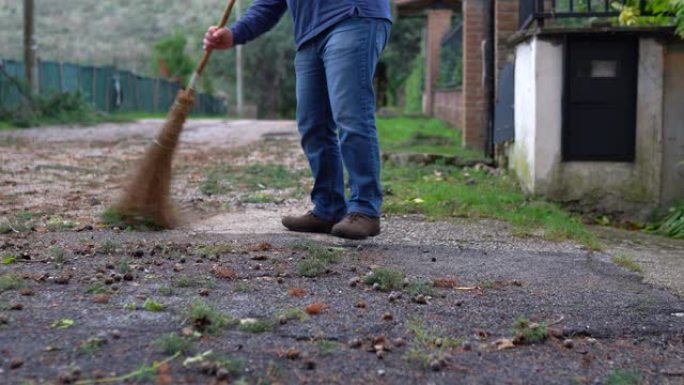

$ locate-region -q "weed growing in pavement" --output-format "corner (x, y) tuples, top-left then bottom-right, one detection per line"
(512, 316), (548, 343)
(276, 308), (310, 322)
(293, 241), (341, 263)
(157, 286), (175, 296)
(85, 282), (109, 294)
(0, 273), (25, 292)
(294, 241), (341, 277)
(406, 279), (435, 297)
(49, 246), (66, 264)
(316, 340), (339, 356)
(612, 254), (644, 274)
(197, 244), (234, 257)
(604, 369), (642, 385)
(142, 299), (166, 312)
(99, 239), (121, 254)
(154, 333), (192, 355)
(364, 268), (405, 292)
(78, 337), (106, 354)
(216, 356), (245, 376)
(233, 281), (253, 293)
(405, 319), (462, 368)
(123, 303), (138, 310)
(296, 258), (326, 278)
(116, 259), (133, 274)
(174, 275), (215, 289)
(186, 300), (235, 335)
(46, 216), (77, 231)
(100, 207), (164, 231)
(239, 318), (274, 333)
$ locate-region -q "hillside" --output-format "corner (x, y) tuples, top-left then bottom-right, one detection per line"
(0, 0), (237, 74)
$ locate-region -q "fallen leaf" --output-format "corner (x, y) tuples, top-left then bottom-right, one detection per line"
(51, 318), (75, 329)
(455, 286), (478, 291)
(156, 362), (172, 385)
(433, 278), (458, 288)
(412, 198), (425, 203)
(92, 294), (110, 304)
(493, 338), (515, 350)
(305, 302), (327, 315)
(277, 348), (302, 360)
(288, 288), (306, 297)
(247, 242), (272, 252)
(211, 264), (237, 279)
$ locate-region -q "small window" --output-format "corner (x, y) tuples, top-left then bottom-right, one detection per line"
(577, 60), (618, 78)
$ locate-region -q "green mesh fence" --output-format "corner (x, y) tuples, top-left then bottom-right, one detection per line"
(0, 59), (226, 116)
(0, 60), (25, 109)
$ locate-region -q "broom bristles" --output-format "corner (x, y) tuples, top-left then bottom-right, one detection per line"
(113, 89), (196, 229)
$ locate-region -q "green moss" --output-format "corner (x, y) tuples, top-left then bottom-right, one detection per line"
(612, 254), (644, 274)
(0, 273), (25, 292)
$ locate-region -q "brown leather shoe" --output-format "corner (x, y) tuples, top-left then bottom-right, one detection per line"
(331, 212), (380, 240)
(282, 211), (336, 234)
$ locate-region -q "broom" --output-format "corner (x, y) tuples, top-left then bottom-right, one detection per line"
(111, 0), (237, 229)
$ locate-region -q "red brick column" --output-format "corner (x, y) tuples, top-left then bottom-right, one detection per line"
(423, 8), (453, 116)
(495, 0), (519, 77)
(463, 0), (489, 149)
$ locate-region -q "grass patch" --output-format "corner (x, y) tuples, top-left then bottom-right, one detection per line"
(382, 163), (600, 249)
(100, 207), (164, 231)
(0, 273), (25, 292)
(294, 242), (342, 278)
(377, 117), (481, 158)
(239, 318), (274, 333)
(316, 340), (339, 356)
(233, 281), (253, 293)
(85, 282), (109, 294)
(45, 216), (77, 231)
(364, 268), (405, 292)
(142, 299), (166, 312)
(604, 369), (642, 385)
(173, 275), (215, 289)
(243, 192), (276, 204)
(405, 319), (462, 368)
(377, 117), (599, 249)
(153, 333), (192, 355)
(157, 286), (175, 296)
(406, 279), (435, 297)
(512, 316), (548, 343)
(99, 239), (120, 254)
(186, 300), (235, 335)
(78, 337), (106, 354)
(612, 254), (644, 274)
(276, 308), (310, 322)
(200, 163), (306, 196)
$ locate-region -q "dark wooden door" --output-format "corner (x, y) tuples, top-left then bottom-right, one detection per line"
(563, 37), (638, 162)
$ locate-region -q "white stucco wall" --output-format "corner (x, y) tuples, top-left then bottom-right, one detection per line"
(512, 39), (537, 193)
(512, 35), (666, 218)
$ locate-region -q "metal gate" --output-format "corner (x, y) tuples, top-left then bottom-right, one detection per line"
(563, 37), (638, 162)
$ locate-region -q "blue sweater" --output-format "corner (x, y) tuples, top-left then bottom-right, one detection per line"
(230, 0), (392, 48)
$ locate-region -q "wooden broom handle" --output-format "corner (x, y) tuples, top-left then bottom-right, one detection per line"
(195, 0), (237, 77)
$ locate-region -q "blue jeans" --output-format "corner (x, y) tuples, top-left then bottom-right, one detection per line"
(295, 17), (391, 222)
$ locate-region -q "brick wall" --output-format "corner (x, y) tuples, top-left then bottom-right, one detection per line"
(462, 0), (490, 149)
(494, 0), (519, 77)
(423, 8), (454, 116)
(433, 88), (464, 128)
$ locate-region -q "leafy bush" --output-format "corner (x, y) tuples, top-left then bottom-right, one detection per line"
(0, 91), (101, 128)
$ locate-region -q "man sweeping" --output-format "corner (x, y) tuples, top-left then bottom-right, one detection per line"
(204, 0), (392, 240)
